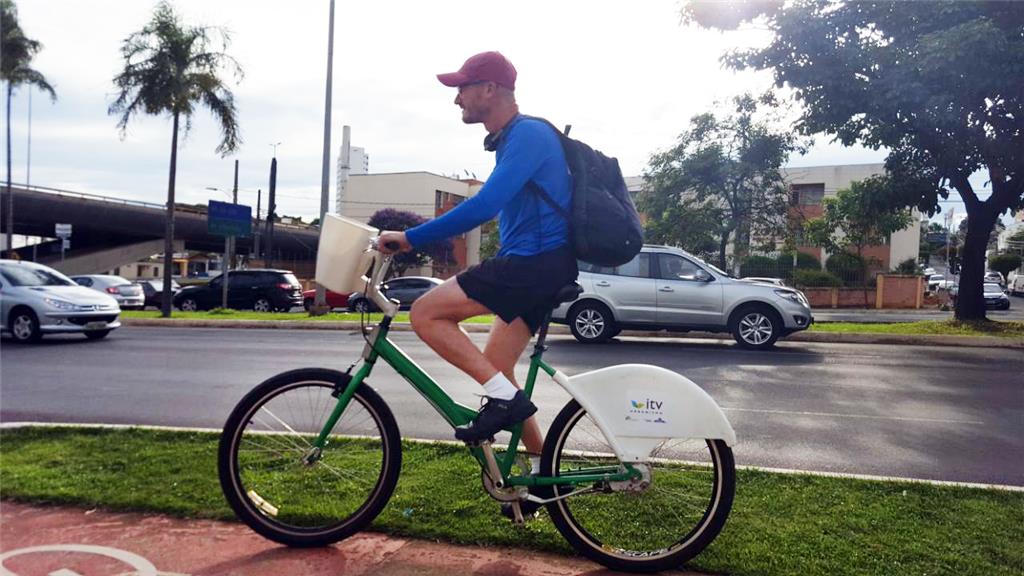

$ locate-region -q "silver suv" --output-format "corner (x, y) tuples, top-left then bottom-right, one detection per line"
(552, 245), (813, 349)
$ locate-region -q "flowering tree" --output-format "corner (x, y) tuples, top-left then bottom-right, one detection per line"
(368, 208), (453, 278)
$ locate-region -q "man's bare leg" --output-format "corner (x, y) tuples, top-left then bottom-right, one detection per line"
(483, 316), (544, 454)
(409, 278), (504, 386)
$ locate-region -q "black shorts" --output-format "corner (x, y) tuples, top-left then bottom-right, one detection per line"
(457, 245), (579, 335)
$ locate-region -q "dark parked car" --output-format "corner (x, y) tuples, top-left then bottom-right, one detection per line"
(139, 279), (181, 309)
(983, 282), (1011, 310)
(302, 288), (350, 311)
(348, 276), (443, 312)
(173, 269), (303, 312)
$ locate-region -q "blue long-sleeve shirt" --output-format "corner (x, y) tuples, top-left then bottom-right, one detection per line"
(405, 115), (571, 257)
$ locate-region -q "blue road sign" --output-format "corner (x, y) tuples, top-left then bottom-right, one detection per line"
(208, 200), (252, 237)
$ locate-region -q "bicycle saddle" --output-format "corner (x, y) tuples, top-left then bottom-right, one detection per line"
(552, 282), (583, 306)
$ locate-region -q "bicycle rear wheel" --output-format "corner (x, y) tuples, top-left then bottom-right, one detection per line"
(541, 399), (735, 573)
(218, 368), (401, 547)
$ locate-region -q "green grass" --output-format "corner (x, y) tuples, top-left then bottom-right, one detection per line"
(2, 427), (1021, 575)
(120, 309), (496, 324)
(810, 320), (1024, 338)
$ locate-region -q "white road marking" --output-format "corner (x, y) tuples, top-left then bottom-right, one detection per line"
(721, 406), (985, 425)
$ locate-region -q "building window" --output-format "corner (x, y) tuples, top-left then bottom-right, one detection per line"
(792, 184), (825, 206)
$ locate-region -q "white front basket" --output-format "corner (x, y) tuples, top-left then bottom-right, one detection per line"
(315, 214), (379, 294)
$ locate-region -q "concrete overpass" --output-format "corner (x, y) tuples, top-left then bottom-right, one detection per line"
(1, 184), (320, 275)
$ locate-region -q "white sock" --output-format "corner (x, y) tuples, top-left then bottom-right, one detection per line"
(530, 455), (541, 475)
(482, 372), (518, 401)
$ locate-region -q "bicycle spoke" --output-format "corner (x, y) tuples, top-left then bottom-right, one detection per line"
(548, 403), (733, 564)
(230, 382), (390, 532)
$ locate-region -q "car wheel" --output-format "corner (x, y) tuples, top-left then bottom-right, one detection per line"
(303, 298), (314, 312)
(731, 305), (781, 350)
(568, 301), (616, 344)
(85, 330), (111, 340)
(10, 308), (42, 343)
(253, 297), (272, 313)
(178, 298), (199, 312)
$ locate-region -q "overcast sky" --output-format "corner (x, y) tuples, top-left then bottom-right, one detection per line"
(9, 0), (979, 225)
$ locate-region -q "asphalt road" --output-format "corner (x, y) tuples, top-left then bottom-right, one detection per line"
(3, 326), (1022, 486)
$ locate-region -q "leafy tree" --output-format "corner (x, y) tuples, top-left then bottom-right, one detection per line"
(806, 177), (913, 269)
(1, 0), (55, 256)
(636, 192), (721, 262)
(895, 258), (921, 276)
(368, 208), (453, 279)
(1009, 229), (1024, 243)
(988, 253), (1022, 280)
(958, 216), (1005, 251)
(684, 0), (1024, 320)
(479, 220), (500, 260)
(806, 177), (913, 304)
(109, 1), (243, 317)
(640, 93), (802, 270)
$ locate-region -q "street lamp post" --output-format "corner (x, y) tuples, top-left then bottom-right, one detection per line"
(310, 0), (336, 317)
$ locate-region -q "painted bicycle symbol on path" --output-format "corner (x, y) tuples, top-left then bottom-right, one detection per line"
(0, 545), (189, 576)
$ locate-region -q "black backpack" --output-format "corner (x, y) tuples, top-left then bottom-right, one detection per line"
(524, 116), (643, 267)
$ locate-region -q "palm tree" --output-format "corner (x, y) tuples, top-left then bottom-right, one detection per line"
(1, 0), (56, 257)
(110, 1), (242, 317)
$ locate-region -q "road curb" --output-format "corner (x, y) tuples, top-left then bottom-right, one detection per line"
(120, 318), (1024, 349)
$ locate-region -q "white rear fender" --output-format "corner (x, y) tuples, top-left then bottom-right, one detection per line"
(552, 364), (736, 463)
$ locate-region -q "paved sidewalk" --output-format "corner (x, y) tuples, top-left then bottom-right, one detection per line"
(0, 502), (704, 575)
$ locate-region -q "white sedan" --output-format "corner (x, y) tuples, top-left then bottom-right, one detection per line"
(1, 260), (121, 343)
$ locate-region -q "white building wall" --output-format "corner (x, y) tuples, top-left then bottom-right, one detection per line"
(342, 172), (482, 273)
(336, 146), (368, 215)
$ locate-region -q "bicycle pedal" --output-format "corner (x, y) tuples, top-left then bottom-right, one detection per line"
(463, 437), (496, 448)
(511, 501), (525, 526)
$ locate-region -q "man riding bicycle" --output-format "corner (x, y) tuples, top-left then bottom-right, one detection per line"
(377, 52), (577, 506)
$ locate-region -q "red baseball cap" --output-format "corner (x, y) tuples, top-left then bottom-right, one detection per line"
(437, 51), (517, 91)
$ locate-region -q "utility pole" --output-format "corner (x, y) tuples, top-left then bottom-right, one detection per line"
(254, 188), (262, 259)
(311, 0), (337, 317)
(266, 155), (277, 268)
(221, 160), (239, 309)
(232, 159), (239, 267)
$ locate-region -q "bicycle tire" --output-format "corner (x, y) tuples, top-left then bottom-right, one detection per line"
(218, 368), (402, 547)
(541, 399), (735, 573)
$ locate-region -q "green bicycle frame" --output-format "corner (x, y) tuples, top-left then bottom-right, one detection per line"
(314, 318), (638, 487)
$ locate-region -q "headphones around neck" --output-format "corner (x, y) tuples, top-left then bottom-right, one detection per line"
(483, 114), (524, 152)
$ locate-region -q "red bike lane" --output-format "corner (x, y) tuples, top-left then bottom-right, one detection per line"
(0, 502), (705, 575)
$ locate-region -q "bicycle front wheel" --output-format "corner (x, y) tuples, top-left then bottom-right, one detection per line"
(542, 399), (735, 573)
(218, 368), (401, 547)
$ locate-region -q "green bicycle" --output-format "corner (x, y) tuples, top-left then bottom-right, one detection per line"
(218, 238), (737, 573)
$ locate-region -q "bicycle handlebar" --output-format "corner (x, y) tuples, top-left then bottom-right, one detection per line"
(364, 237), (399, 316)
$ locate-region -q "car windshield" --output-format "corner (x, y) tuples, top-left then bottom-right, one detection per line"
(281, 273), (300, 286)
(983, 283), (1003, 294)
(0, 264), (76, 287)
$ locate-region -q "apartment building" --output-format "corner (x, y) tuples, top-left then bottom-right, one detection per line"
(341, 172), (483, 277)
(783, 163), (920, 270)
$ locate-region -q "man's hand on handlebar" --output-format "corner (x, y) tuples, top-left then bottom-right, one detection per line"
(377, 231), (412, 255)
